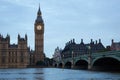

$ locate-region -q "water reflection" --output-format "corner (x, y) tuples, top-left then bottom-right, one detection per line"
(0, 68), (119, 80)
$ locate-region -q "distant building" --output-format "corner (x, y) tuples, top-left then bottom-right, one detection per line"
(111, 39), (120, 51)
(61, 39), (105, 59)
(0, 34), (29, 68)
(53, 47), (62, 62)
(106, 46), (111, 51)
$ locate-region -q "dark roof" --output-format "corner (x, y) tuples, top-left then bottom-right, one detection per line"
(19, 38), (25, 41)
(9, 44), (18, 48)
(62, 41), (105, 53)
(35, 6), (44, 24)
(29, 50), (34, 54)
(37, 6), (41, 16)
(35, 16), (43, 23)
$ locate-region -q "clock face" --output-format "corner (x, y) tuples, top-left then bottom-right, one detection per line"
(37, 25), (42, 30)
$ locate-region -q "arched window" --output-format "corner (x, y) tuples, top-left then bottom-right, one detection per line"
(20, 52), (24, 63)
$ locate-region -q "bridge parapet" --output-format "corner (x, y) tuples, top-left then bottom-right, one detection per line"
(92, 51), (120, 56)
(54, 51), (120, 69)
(91, 51), (120, 60)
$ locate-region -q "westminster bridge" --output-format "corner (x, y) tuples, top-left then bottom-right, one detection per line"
(53, 51), (120, 70)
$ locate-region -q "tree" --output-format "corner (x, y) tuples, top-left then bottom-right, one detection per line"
(36, 61), (45, 66)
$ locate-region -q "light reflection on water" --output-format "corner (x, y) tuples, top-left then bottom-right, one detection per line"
(0, 68), (119, 80)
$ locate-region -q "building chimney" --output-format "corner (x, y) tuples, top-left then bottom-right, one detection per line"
(73, 38), (75, 43)
(96, 40), (97, 44)
(25, 34), (27, 41)
(81, 39), (83, 43)
(70, 40), (72, 44)
(91, 39), (93, 43)
(18, 34), (20, 40)
(99, 39), (101, 43)
(112, 39), (114, 44)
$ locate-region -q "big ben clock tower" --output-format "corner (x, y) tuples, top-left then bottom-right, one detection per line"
(34, 6), (44, 63)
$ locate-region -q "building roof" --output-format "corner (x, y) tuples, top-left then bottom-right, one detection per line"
(35, 6), (43, 24)
(19, 38), (25, 41)
(9, 44), (18, 48)
(61, 39), (105, 54)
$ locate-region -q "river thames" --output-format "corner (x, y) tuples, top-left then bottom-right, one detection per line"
(0, 68), (120, 80)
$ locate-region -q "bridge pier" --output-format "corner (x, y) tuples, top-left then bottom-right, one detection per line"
(88, 56), (92, 70)
(71, 63), (74, 69)
(62, 63), (64, 68)
(71, 59), (74, 69)
(88, 64), (92, 70)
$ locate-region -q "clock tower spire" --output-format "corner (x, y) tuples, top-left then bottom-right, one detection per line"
(35, 4), (43, 25)
(34, 5), (44, 64)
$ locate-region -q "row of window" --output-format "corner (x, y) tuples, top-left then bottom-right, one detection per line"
(61, 50), (89, 58)
(1, 56), (24, 63)
(0, 52), (25, 63)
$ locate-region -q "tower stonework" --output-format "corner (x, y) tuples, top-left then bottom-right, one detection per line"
(34, 6), (44, 63)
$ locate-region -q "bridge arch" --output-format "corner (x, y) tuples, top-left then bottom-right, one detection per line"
(74, 58), (88, 64)
(92, 57), (120, 71)
(58, 63), (63, 68)
(54, 63), (57, 67)
(92, 56), (120, 66)
(64, 61), (72, 69)
(74, 60), (88, 69)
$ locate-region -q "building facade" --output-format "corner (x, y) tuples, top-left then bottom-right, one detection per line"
(111, 39), (120, 51)
(0, 6), (45, 68)
(0, 34), (29, 68)
(61, 39), (105, 59)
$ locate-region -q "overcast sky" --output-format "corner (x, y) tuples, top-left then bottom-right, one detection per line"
(0, 0), (120, 58)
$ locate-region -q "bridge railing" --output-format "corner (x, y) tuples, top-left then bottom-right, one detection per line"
(57, 51), (120, 63)
(92, 51), (120, 57)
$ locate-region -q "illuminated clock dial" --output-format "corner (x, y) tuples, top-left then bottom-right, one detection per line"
(37, 25), (42, 30)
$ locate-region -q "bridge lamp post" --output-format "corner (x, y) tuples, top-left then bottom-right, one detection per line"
(62, 54), (64, 69)
(87, 46), (92, 70)
(71, 51), (74, 68)
(88, 46), (91, 56)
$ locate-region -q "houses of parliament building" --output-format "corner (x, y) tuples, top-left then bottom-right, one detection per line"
(0, 6), (45, 68)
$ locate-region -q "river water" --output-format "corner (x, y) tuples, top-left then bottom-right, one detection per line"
(0, 68), (120, 80)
